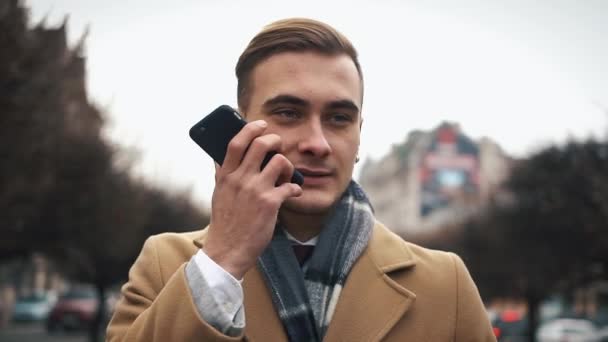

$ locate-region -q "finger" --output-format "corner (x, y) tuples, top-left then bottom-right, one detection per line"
(259, 153), (295, 187)
(240, 134), (282, 173)
(270, 182), (302, 202)
(222, 120), (267, 174)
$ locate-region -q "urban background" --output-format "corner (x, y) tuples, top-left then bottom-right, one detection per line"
(1, 1), (607, 341)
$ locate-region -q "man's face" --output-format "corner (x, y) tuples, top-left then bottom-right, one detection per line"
(242, 51), (363, 214)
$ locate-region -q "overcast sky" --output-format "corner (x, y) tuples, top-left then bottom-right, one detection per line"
(28, 0), (608, 205)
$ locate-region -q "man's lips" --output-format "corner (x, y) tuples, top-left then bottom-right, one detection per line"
(295, 167), (333, 177)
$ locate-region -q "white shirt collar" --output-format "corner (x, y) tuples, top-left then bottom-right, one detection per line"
(284, 230), (318, 246)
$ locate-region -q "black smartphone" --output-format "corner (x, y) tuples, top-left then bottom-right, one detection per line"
(189, 105), (304, 185)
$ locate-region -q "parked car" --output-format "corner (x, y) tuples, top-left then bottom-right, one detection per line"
(536, 318), (598, 342)
(46, 288), (100, 332)
(12, 294), (55, 322)
(492, 309), (529, 341)
(596, 326), (608, 342)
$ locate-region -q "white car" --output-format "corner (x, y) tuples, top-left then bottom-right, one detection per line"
(536, 318), (598, 342)
(12, 294), (54, 322)
(595, 326), (608, 341)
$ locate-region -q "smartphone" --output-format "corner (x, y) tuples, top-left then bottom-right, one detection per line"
(189, 105), (304, 185)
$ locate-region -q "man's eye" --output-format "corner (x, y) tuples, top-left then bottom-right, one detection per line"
(329, 113), (353, 124)
(274, 109), (300, 119)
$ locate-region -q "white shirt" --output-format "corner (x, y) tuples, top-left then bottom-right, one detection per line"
(193, 232), (318, 321)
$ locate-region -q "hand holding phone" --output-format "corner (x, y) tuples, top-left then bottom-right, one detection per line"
(189, 105), (303, 279)
(189, 105), (304, 185)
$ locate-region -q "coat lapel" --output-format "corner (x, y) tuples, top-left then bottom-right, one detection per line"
(323, 222), (417, 342)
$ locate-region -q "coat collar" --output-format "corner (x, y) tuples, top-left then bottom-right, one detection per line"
(322, 221), (417, 341)
(366, 220), (418, 272)
(192, 221), (418, 341)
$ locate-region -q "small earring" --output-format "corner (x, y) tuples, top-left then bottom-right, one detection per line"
(355, 155), (360, 163)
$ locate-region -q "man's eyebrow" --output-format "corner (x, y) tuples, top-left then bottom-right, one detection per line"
(325, 99), (360, 114)
(262, 95), (360, 114)
(262, 95), (309, 108)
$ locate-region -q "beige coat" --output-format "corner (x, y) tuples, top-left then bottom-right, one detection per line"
(107, 222), (496, 341)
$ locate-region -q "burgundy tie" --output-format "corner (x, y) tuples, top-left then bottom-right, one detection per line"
(292, 245), (315, 266)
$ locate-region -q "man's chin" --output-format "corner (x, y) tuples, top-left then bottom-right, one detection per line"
(282, 192), (337, 215)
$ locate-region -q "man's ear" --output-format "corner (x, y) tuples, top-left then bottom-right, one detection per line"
(357, 118), (363, 163)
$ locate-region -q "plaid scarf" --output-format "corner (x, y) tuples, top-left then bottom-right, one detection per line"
(258, 181), (374, 342)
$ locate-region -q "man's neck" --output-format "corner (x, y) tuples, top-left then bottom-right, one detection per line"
(278, 208), (329, 242)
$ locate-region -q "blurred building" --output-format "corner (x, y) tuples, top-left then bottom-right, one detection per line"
(359, 122), (512, 235)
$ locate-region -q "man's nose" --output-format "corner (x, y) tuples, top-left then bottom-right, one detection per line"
(297, 119), (331, 158)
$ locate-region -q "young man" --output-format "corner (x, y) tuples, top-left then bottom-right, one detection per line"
(107, 18), (496, 341)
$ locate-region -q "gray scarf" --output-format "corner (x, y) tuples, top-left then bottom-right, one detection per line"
(258, 181), (374, 341)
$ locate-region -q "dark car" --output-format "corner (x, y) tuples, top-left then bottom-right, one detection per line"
(46, 288), (100, 332)
(493, 309), (529, 341)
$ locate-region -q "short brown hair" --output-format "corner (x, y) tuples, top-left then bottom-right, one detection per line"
(235, 18), (363, 112)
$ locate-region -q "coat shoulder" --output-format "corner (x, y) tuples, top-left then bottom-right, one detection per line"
(371, 221), (457, 270)
(371, 221), (466, 290)
(141, 228), (208, 279)
(403, 237), (459, 270)
(147, 228), (205, 249)
(148, 228), (207, 246)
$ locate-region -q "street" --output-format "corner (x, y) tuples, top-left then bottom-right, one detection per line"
(0, 323), (92, 342)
